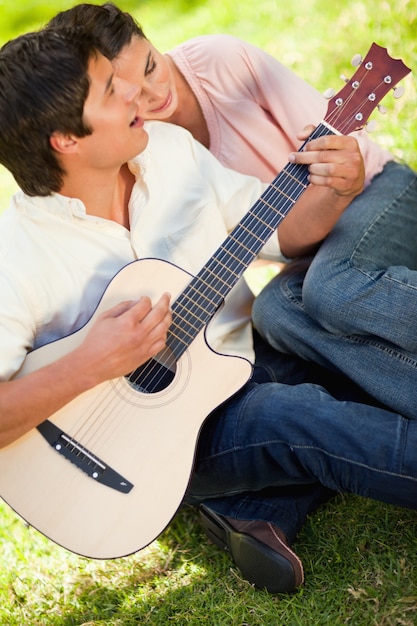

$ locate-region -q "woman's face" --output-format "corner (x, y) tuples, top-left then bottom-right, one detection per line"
(112, 36), (178, 121)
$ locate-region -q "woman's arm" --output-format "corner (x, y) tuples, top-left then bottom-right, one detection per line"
(277, 128), (365, 258)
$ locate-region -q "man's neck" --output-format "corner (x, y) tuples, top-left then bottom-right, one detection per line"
(59, 163), (135, 228)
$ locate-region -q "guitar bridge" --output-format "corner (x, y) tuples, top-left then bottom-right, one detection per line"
(37, 420), (133, 494)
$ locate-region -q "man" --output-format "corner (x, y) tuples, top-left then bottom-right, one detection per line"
(1, 27), (414, 595)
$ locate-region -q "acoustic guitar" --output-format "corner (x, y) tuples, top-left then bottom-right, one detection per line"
(0, 44), (410, 558)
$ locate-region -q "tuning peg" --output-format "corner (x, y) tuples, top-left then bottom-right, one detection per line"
(323, 87), (336, 99)
(393, 85), (405, 98)
(340, 73), (350, 83)
(365, 119), (378, 133)
(351, 53), (362, 67)
(377, 104), (387, 115)
(383, 74), (406, 99)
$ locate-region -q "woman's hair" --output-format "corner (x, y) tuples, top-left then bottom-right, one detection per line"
(0, 28), (96, 196)
(47, 2), (147, 60)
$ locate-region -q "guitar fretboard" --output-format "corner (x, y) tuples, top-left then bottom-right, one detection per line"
(168, 123), (336, 359)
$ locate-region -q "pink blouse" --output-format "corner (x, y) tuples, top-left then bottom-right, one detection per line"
(167, 34), (392, 185)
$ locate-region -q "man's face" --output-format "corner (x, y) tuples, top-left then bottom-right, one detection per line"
(80, 52), (148, 168)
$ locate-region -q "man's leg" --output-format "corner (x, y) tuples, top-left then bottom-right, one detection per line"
(192, 334), (335, 594)
(189, 380), (417, 512)
(187, 378), (417, 592)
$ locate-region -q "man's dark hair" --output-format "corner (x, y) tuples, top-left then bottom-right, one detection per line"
(47, 2), (146, 60)
(0, 28), (98, 196)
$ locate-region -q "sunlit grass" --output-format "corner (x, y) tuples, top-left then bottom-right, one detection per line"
(2, 498), (417, 625)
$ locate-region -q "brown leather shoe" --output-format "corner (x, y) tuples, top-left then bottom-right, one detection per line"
(199, 504), (304, 593)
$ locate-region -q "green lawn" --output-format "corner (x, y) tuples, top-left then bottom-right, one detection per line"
(1, 1), (417, 625)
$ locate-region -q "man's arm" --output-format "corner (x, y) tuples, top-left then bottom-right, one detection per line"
(277, 128), (365, 258)
(0, 293), (171, 449)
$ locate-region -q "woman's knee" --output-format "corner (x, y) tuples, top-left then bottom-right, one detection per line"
(302, 258), (356, 332)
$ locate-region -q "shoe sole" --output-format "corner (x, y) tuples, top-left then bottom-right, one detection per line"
(199, 505), (297, 593)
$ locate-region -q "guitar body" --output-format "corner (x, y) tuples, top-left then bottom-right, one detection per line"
(0, 259), (252, 559)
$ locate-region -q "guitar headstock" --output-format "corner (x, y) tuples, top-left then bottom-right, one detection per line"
(324, 43), (411, 135)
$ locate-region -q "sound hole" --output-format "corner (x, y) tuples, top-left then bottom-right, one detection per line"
(125, 347), (176, 393)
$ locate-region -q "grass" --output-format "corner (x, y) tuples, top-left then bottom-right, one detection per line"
(2, 498), (417, 625)
(0, 0), (417, 624)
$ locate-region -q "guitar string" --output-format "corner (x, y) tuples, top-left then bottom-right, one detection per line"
(130, 161), (312, 378)
(120, 68), (402, 444)
(125, 128), (326, 393)
(105, 91), (366, 400)
(69, 63), (388, 454)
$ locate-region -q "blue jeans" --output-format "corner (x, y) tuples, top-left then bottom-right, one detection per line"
(253, 160), (417, 419)
(185, 161), (417, 544)
(186, 348), (417, 543)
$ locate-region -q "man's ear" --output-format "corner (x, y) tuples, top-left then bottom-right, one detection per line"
(50, 131), (78, 155)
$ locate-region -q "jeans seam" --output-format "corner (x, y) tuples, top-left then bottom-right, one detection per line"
(198, 439), (417, 484)
(346, 334), (417, 369)
(281, 283), (305, 311)
(287, 444), (417, 482)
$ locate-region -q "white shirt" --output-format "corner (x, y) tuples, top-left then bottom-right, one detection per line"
(0, 122), (282, 381)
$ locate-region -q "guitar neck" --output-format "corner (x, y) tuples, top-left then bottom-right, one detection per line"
(168, 122), (336, 359)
